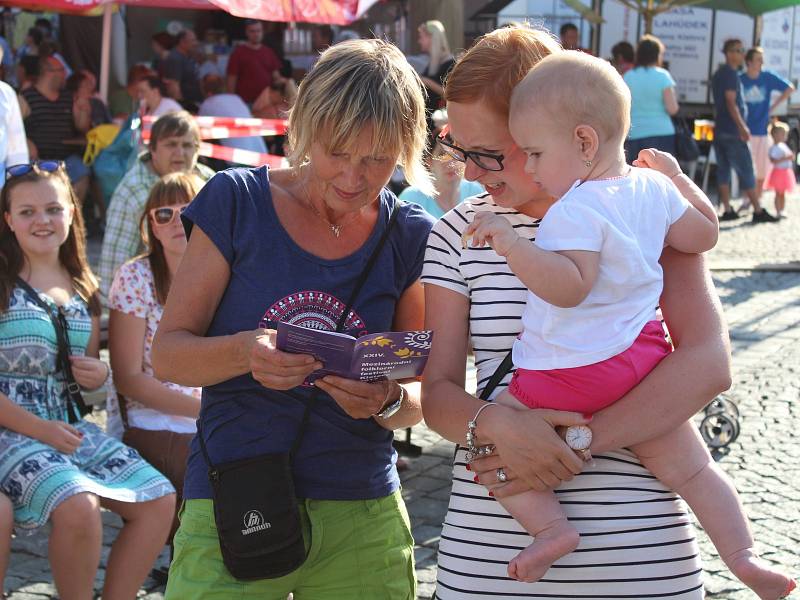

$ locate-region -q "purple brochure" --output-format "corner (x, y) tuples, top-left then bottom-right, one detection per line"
(275, 322), (433, 383)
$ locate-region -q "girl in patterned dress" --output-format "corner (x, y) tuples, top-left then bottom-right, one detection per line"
(0, 162), (176, 599)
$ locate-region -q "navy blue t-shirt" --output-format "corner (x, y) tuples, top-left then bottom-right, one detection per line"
(182, 166), (435, 500)
(712, 64), (747, 137)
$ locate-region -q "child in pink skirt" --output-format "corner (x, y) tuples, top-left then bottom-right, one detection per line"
(766, 121), (796, 219)
(466, 52), (796, 600)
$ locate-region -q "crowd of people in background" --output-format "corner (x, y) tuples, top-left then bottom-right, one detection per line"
(0, 10), (798, 598)
(612, 30), (794, 224)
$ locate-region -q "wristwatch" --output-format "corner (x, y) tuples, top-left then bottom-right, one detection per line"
(376, 385), (405, 420)
(564, 425), (593, 461)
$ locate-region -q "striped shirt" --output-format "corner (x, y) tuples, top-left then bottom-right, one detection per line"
(421, 195), (704, 599)
(22, 87), (77, 160)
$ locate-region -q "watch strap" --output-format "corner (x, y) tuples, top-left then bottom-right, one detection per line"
(377, 385), (405, 419)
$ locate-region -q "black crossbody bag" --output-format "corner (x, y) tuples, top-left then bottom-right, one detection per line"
(16, 278), (91, 424)
(197, 204), (398, 581)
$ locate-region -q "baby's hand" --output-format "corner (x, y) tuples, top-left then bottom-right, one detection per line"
(464, 212), (520, 257)
(632, 148), (682, 179)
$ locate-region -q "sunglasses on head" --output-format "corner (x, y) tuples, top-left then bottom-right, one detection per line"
(150, 204), (188, 226)
(5, 161), (64, 179)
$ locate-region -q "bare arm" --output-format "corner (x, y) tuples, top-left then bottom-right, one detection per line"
(382, 281), (425, 428)
(251, 87), (270, 115)
(665, 196), (719, 253)
(725, 89), (750, 140)
(669, 172), (718, 225)
(769, 85), (795, 113)
(226, 74), (237, 96)
(421, 76), (445, 97)
(662, 86), (679, 116)
(508, 244), (599, 307)
(589, 248), (732, 453)
(87, 315), (101, 358)
(282, 77), (298, 104)
(151, 225), (274, 387)
(163, 79), (182, 101)
(0, 391), (52, 440)
(72, 97), (91, 133)
(466, 212), (600, 308)
(109, 310), (200, 419)
(420, 285), (477, 442)
(633, 148), (719, 253)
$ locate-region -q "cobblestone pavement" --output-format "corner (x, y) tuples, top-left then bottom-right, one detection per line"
(5, 190), (800, 599)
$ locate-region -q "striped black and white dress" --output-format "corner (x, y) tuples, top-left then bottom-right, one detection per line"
(421, 195), (704, 599)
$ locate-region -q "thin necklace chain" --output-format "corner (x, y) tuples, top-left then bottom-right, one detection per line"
(302, 182), (360, 238)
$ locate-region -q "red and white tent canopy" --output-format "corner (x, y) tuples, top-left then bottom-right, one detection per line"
(0, 0), (379, 25)
(0, 0), (379, 99)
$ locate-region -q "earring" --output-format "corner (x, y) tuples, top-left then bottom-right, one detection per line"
(585, 160), (592, 168)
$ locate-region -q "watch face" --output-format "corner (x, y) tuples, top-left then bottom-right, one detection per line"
(566, 425), (592, 451)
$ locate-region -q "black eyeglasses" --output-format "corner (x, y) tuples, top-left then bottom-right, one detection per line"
(150, 204), (188, 225)
(438, 135), (506, 172)
(5, 161), (64, 179)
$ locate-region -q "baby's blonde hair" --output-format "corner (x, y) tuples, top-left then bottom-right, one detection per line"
(287, 38), (431, 194)
(769, 120), (790, 141)
(510, 51), (631, 147)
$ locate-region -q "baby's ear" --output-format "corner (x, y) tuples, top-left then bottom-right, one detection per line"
(573, 124), (600, 162)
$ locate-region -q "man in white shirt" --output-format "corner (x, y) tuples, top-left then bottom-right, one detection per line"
(0, 46), (29, 188)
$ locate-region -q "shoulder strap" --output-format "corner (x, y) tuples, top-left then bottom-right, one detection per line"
(289, 201), (399, 457)
(15, 278), (90, 423)
(478, 350), (514, 401)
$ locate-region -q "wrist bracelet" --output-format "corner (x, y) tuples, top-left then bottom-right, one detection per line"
(669, 171), (683, 180)
(465, 402), (497, 462)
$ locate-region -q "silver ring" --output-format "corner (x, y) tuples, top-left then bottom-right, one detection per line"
(496, 468), (507, 483)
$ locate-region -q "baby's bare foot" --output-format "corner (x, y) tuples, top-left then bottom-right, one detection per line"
(507, 520), (579, 583)
(727, 549), (795, 600)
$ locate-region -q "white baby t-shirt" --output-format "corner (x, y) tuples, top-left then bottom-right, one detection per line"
(513, 167), (690, 370)
(769, 142), (793, 170)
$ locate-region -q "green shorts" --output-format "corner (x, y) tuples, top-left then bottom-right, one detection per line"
(165, 490), (416, 600)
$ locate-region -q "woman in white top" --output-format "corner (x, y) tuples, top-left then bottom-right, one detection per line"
(108, 172), (204, 538)
(421, 25), (732, 599)
(137, 75), (183, 117)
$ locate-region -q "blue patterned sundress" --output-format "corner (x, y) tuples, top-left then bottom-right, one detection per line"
(0, 285), (174, 534)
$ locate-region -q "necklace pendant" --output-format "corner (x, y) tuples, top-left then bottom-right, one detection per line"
(331, 225), (342, 237)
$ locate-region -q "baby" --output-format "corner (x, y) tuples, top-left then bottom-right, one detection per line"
(465, 51), (795, 599)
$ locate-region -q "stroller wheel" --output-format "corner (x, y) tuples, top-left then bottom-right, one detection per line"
(699, 413), (740, 449)
(704, 396), (740, 419)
